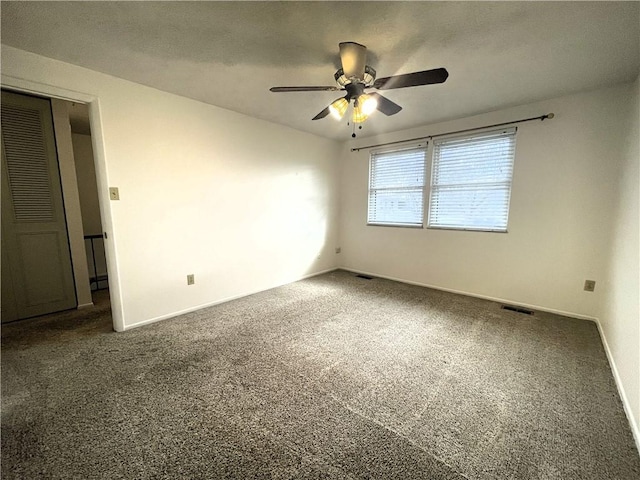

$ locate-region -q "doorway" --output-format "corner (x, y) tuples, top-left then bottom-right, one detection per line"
(1, 90), (112, 328)
(68, 102), (109, 296)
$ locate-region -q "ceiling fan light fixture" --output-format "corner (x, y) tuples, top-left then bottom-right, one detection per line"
(352, 99), (369, 124)
(359, 94), (378, 116)
(329, 97), (349, 120)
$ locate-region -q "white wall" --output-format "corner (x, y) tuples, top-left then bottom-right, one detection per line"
(2, 46), (341, 331)
(339, 84), (632, 320)
(601, 76), (640, 442)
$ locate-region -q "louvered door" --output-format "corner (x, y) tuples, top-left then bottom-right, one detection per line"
(1, 91), (76, 322)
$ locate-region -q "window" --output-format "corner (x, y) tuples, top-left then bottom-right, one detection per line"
(367, 146), (427, 227)
(366, 129), (517, 231)
(428, 128), (516, 232)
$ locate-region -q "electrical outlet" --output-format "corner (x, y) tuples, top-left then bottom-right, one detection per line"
(584, 280), (596, 292)
(109, 187), (120, 200)
(335, 247), (341, 254)
(187, 274), (195, 285)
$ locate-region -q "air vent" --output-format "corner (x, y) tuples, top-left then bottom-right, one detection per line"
(502, 305), (534, 315)
(356, 274), (373, 280)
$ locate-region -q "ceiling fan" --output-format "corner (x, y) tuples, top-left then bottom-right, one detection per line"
(270, 42), (448, 136)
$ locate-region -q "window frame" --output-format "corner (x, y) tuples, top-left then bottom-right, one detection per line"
(365, 128), (517, 233)
(366, 142), (428, 228)
(426, 127), (517, 233)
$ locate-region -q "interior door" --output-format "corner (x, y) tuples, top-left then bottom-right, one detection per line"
(1, 91), (77, 322)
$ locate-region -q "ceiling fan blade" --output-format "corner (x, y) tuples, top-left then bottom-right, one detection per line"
(339, 42), (367, 79)
(270, 86), (340, 92)
(369, 92), (402, 116)
(373, 68), (449, 90)
(312, 106), (331, 121)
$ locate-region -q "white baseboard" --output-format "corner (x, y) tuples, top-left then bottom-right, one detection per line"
(123, 267), (339, 331)
(595, 318), (640, 452)
(340, 267), (597, 321)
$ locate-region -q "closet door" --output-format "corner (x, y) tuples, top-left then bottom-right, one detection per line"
(1, 91), (76, 322)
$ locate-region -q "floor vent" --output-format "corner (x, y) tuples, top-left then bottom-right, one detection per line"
(356, 274), (374, 280)
(502, 305), (534, 315)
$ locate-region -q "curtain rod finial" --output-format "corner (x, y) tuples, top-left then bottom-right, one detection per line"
(545, 113), (555, 120)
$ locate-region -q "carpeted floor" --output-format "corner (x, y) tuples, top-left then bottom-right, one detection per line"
(2, 270), (639, 479)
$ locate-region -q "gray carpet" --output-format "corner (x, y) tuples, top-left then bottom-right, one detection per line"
(2, 270), (639, 479)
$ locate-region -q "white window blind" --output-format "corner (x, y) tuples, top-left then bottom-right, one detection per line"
(428, 128), (516, 232)
(368, 146), (427, 226)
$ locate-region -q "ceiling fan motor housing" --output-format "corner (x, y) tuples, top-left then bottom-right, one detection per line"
(344, 82), (366, 101)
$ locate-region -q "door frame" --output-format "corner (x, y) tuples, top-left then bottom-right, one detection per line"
(1, 75), (124, 332)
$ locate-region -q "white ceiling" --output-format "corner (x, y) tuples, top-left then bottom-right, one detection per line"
(2, 2), (638, 140)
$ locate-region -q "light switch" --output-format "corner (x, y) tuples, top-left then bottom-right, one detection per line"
(109, 187), (120, 200)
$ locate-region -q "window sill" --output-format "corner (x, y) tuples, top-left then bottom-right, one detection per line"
(427, 226), (508, 233)
(367, 222), (424, 229)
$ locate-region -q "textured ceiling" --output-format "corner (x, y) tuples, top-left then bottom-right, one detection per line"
(2, 2), (639, 140)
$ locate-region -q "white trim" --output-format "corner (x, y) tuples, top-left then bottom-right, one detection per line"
(123, 267), (339, 331)
(1, 74), (96, 103)
(595, 318), (640, 452)
(77, 302), (94, 310)
(1, 74), (124, 332)
(340, 267), (597, 321)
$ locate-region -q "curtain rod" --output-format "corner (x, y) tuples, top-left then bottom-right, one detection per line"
(350, 113), (554, 152)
